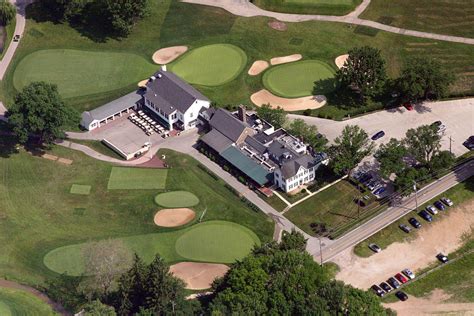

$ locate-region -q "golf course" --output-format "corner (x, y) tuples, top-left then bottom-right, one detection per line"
(253, 0), (362, 15)
(0, 287), (56, 316)
(155, 191), (200, 208)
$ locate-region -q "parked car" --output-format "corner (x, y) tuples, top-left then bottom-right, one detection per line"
(463, 136), (474, 150)
(387, 277), (401, 289)
(371, 131), (385, 140)
(371, 182), (384, 192)
(399, 224), (411, 233)
(431, 120), (446, 134)
(441, 197), (454, 207)
(437, 253), (449, 263)
(418, 210), (433, 222)
(13, 34), (20, 42)
(373, 187), (386, 196)
(395, 273), (408, 284)
(434, 200), (446, 211)
(403, 102), (414, 111)
(402, 269), (415, 280)
(379, 282), (392, 293)
(395, 291), (409, 301)
(408, 217), (422, 229)
(360, 174), (373, 184)
(371, 284), (385, 297)
(426, 205), (438, 215)
(367, 180), (379, 191)
(368, 243), (382, 253)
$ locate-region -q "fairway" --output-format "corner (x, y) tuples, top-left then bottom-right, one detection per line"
(263, 60), (336, 98)
(13, 49), (156, 98)
(175, 221), (260, 263)
(107, 167), (167, 190)
(286, 0), (353, 4)
(70, 184), (91, 195)
(169, 44), (247, 86)
(155, 191), (199, 208)
(0, 287), (56, 316)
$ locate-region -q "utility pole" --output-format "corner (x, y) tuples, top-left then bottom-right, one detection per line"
(318, 236), (323, 266)
(449, 136), (453, 154)
(413, 180), (418, 211)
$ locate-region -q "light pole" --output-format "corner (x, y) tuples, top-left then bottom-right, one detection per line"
(317, 236), (323, 266)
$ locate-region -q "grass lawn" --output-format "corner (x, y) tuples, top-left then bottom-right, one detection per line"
(13, 49), (156, 99)
(354, 176), (474, 258)
(263, 60), (336, 97)
(69, 139), (124, 160)
(361, 0), (474, 38)
(155, 191), (200, 208)
(0, 135), (273, 285)
(0, 17), (17, 60)
(253, 0), (362, 15)
(169, 44), (247, 86)
(69, 184), (91, 195)
(107, 167), (168, 190)
(0, 287), (56, 316)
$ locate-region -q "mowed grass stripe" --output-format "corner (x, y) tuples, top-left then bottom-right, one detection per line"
(70, 184), (91, 195)
(0, 288), (56, 316)
(155, 191), (199, 208)
(107, 167), (168, 190)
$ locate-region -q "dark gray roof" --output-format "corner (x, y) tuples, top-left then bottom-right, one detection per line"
(280, 155), (319, 178)
(244, 136), (266, 155)
(145, 70), (209, 115)
(82, 91), (142, 122)
(200, 129), (233, 153)
(209, 109), (250, 143)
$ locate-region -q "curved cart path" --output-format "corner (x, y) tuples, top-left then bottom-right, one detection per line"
(181, 0), (474, 45)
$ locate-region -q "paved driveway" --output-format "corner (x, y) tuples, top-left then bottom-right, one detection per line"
(290, 98), (474, 157)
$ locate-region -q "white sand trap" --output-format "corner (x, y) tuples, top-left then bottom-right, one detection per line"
(335, 54), (349, 69)
(152, 46), (188, 64)
(251, 89), (326, 111)
(138, 79), (149, 88)
(170, 262), (229, 290)
(333, 200), (474, 290)
(270, 54), (302, 65)
(153, 208), (196, 227)
(248, 60), (269, 76)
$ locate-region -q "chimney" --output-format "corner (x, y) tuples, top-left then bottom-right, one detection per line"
(238, 105), (246, 123)
(161, 65), (167, 72)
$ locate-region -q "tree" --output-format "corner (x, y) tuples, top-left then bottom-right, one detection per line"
(398, 57), (455, 100)
(429, 150), (455, 173)
(82, 239), (133, 296)
(336, 46), (387, 99)
(330, 125), (375, 176)
(82, 300), (116, 316)
(45, 274), (86, 312)
(0, 0), (15, 25)
(39, 0), (88, 21)
(394, 167), (429, 196)
(279, 229), (307, 252)
(7, 82), (77, 144)
(404, 125), (442, 165)
(104, 0), (148, 37)
(287, 119), (328, 152)
(115, 255), (147, 316)
(376, 138), (407, 179)
(255, 103), (287, 129)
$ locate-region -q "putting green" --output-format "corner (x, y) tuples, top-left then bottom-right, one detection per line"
(175, 221), (260, 263)
(13, 49), (156, 99)
(107, 167), (168, 190)
(43, 221), (259, 276)
(263, 60), (336, 98)
(169, 44), (247, 86)
(155, 191), (199, 208)
(0, 288), (56, 316)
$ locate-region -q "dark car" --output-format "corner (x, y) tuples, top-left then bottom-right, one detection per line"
(434, 200), (446, 211)
(373, 187), (386, 196)
(369, 243), (382, 253)
(437, 253), (449, 263)
(418, 210), (433, 222)
(379, 282), (392, 293)
(399, 224), (411, 233)
(408, 217), (422, 229)
(371, 131), (385, 140)
(463, 136), (474, 150)
(395, 273), (408, 284)
(359, 174), (373, 184)
(13, 34), (20, 42)
(371, 284), (385, 297)
(387, 277), (401, 289)
(396, 291), (409, 301)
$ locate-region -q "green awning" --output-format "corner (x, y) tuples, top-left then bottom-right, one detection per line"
(221, 147), (272, 186)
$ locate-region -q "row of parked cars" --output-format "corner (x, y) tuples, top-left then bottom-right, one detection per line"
(399, 197), (453, 232)
(371, 269), (415, 301)
(352, 171), (386, 196)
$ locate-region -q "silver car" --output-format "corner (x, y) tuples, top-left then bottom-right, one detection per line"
(426, 205), (438, 215)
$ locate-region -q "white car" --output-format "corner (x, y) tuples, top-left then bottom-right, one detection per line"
(426, 205), (438, 215)
(441, 197), (454, 207)
(402, 269), (415, 280)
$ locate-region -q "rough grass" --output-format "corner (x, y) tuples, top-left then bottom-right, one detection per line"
(253, 0), (362, 15)
(0, 287), (56, 316)
(107, 167), (168, 190)
(263, 60), (336, 97)
(155, 191), (200, 208)
(0, 18), (17, 60)
(69, 184), (91, 195)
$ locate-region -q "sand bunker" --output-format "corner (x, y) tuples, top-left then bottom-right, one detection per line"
(251, 89), (326, 111)
(138, 79), (149, 88)
(152, 46), (188, 64)
(335, 54), (349, 69)
(153, 208), (196, 227)
(270, 54), (302, 66)
(170, 262), (229, 290)
(248, 60), (269, 76)
(268, 20), (287, 31)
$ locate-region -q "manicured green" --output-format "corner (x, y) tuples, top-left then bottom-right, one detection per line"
(69, 184), (91, 195)
(0, 287), (56, 316)
(263, 60), (336, 97)
(253, 0), (362, 15)
(175, 221), (260, 263)
(107, 167), (168, 190)
(155, 191), (200, 208)
(13, 49), (156, 99)
(169, 44), (247, 86)
(361, 0), (474, 38)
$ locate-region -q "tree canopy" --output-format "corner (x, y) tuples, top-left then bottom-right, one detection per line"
(82, 300), (116, 316)
(287, 119), (328, 152)
(0, 0), (16, 25)
(376, 138), (407, 179)
(255, 104), (287, 129)
(404, 124), (442, 165)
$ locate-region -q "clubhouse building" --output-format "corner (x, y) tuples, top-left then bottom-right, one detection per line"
(199, 106), (328, 192)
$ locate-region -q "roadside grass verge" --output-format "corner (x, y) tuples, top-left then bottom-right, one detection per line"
(0, 18), (17, 60)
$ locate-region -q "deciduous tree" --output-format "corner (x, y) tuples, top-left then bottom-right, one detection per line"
(255, 103), (287, 129)
(287, 118), (328, 152)
(376, 138), (407, 179)
(104, 0), (148, 37)
(82, 300), (116, 316)
(404, 124), (442, 165)
(0, 0), (16, 25)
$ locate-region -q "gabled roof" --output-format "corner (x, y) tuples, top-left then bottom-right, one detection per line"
(221, 146), (272, 186)
(82, 91), (142, 124)
(209, 109), (252, 143)
(280, 155), (319, 179)
(200, 129), (233, 154)
(145, 70), (209, 115)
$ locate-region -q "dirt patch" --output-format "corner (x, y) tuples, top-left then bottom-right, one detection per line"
(334, 54), (349, 69)
(57, 158), (73, 165)
(333, 200), (474, 289)
(248, 60), (269, 76)
(268, 20), (287, 31)
(152, 46), (188, 64)
(384, 289), (474, 316)
(251, 89), (326, 111)
(138, 79), (149, 88)
(270, 54), (302, 65)
(42, 154), (58, 161)
(154, 208), (195, 227)
(170, 262), (229, 290)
